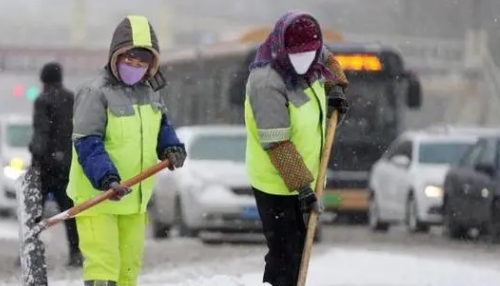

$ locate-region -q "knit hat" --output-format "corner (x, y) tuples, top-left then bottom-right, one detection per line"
(123, 48), (154, 64)
(284, 17), (322, 54)
(40, 62), (63, 84)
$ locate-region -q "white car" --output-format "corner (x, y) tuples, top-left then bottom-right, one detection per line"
(368, 126), (500, 233)
(148, 125), (258, 239)
(0, 114), (32, 216)
(149, 124), (324, 243)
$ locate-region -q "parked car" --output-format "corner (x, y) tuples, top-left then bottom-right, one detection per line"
(148, 125), (323, 243)
(442, 134), (500, 241)
(368, 126), (499, 233)
(0, 114), (32, 216)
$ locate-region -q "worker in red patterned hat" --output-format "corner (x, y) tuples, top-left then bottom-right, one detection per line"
(245, 11), (350, 286)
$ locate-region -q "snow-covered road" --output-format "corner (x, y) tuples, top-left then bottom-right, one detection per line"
(0, 220), (18, 241)
(2, 218), (500, 285)
(29, 247), (500, 286)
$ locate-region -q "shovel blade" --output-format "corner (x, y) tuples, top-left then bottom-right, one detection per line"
(17, 167), (48, 286)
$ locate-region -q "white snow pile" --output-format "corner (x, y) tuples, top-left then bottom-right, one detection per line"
(141, 248), (500, 286)
(22, 247), (500, 286)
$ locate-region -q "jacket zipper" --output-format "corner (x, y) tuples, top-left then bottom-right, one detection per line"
(307, 81), (324, 161)
(128, 89), (144, 211)
(138, 105), (144, 209)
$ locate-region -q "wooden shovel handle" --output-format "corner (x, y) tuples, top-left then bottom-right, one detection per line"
(296, 111), (339, 286)
(41, 160), (171, 229)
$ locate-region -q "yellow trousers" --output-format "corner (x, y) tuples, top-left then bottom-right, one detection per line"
(76, 213), (146, 286)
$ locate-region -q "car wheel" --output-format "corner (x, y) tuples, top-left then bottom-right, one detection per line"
(149, 204), (171, 239)
(174, 196), (198, 238)
(443, 202), (467, 240)
(488, 199), (500, 244)
(406, 195), (430, 233)
(152, 219), (171, 239)
(368, 194), (389, 232)
(0, 209), (13, 218)
(201, 237), (224, 245)
(313, 222), (323, 243)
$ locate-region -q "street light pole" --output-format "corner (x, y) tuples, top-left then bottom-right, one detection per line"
(70, 0), (86, 47)
(157, 1), (174, 50)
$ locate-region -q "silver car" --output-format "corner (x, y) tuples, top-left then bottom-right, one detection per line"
(148, 125), (323, 243)
(149, 125), (260, 239)
(0, 114), (32, 216)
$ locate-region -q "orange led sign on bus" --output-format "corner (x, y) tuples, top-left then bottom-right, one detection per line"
(334, 54), (382, 71)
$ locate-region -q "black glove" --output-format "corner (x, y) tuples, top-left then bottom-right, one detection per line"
(162, 145), (187, 171)
(108, 181), (132, 201)
(101, 175), (132, 201)
(298, 185), (321, 214)
(327, 85), (350, 117)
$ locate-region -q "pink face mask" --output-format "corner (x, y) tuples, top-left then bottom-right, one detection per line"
(117, 62), (148, 85)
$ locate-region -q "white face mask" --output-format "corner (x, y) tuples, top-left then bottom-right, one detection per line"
(288, 51), (317, 74)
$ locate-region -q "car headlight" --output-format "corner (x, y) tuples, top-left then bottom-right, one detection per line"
(424, 185), (443, 197)
(3, 158), (26, 180)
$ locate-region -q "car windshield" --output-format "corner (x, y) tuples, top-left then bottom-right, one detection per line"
(418, 141), (473, 164)
(189, 134), (246, 162)
(6, 124), (33, 148)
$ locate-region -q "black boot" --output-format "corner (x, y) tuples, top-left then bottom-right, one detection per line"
(67, 250), (83, 267)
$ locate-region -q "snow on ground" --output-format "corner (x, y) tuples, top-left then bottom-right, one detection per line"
(0, 219), (19, 241)
(42, 247), (500, 286)
(0, 218), (56, 242)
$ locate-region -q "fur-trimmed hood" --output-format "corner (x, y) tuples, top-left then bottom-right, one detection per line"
(108, 15), (161, 82)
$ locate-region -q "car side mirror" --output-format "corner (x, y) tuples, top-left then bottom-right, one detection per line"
(391, 155), (411, 168)
(402, 70), (422, 109)
(474, 162), (496, 177)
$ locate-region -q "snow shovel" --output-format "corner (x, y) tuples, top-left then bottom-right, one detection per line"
(296, 111), (339, 286)
(18, 159), (171, 286)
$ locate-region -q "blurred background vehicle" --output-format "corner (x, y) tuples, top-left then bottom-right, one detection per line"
(0, 114), (32, 217)
(368, 125), (500, 233)
(442, 134), (500, 241)
(148, 125), (252, 240)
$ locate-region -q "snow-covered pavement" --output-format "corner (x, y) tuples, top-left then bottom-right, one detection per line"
(0, 219), (18, 241)
(0, 217), (56, 243)
(19, 247), (500, 286)
(3, 221), (500, 285)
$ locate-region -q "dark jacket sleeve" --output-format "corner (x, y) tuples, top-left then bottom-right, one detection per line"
(29, 96), (52, 160)
(156, 113), (183, 159)
(73, 86), (120, 190)
(74, 136), (120, 190)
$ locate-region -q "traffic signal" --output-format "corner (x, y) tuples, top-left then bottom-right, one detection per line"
(12, 84), (40, 101)
(26, 87), (39, 101)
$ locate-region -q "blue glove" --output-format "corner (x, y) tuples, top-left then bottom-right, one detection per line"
(162, 145), (187, 171)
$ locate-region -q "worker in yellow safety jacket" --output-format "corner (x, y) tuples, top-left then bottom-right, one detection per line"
(67, 15), (187, 286)
(245, 11), (350, 286)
